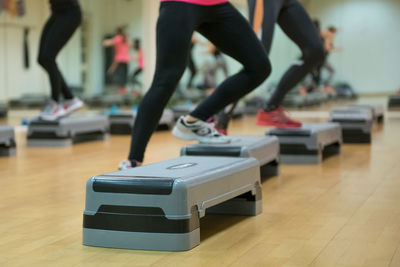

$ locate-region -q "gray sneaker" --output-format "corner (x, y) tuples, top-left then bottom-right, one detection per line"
(40, 100), (66, 121)
(172, 116), (231, 144)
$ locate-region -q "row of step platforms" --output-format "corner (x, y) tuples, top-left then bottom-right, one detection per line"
(0, 104), (384, 154)
(329, 104), (384, 143)
(83, 129), (344, 251)
(388, 95), (400, 110)
(0, 126), (16, 157)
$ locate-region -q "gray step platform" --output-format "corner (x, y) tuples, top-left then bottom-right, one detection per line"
(0, 126), (16, 156)
(27, 116), (109, 147)
(245, 97), (265, 115)
(389, 95), (400, 110)
(0, 104), (8, 118)
(350, 104), (384, 123)
(329, 107), (373, 143)
(181, 136), (280, 178)
(84, 95), (126, 108)
(267, 123), (342, 164)
(109, 109), (174, 135)
(9, 93), (48, 108)
(83, 156), (262, 251)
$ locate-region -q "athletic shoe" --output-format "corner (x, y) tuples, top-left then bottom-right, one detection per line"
(63, 97), (84, 116)
(172, 116), (231, 144)
(118, 159), (138, 170)
(256, 107), (302, 128)
(215, 126), (228, 135)
(40, 100), (66, 121)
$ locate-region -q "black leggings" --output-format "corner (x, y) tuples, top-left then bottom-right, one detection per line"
(129, 2), (270, 162)
(38, 6), (81, 102)
(187, 54), (197, 88)
(130, 67), (143, 86)
(248, 0), (324, 108)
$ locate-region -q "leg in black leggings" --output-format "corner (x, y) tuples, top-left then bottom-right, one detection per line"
(258, 0), (325, 109)
(187, 55), (197, 88)
(128, 2), (269, 162)
(130, 67), (143, 86)
(38, 7), (81, 102)
(189, 5), (270, 121)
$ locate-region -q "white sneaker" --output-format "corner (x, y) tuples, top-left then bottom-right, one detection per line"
(118, 160), (133, 171)
(172, 116), (231, 144)
(63, 97), (84, 116)
(40, 100), (66, 121)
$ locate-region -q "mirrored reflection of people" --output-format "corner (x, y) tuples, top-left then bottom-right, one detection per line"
(320, 26), (342, 93)
(38, 0), (84, 121)
(205, 42), (228, 79)
(103, 27), (131, 94)
(130, 38), (144, 90)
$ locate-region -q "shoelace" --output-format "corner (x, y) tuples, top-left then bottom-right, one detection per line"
(203, 123), (224, 137)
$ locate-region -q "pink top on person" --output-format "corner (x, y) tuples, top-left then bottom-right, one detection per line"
(112, 35), (130, 63)
(160, 0), (228, 5)
(138, 49), (144, 69)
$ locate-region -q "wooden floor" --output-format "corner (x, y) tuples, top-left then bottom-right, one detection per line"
(1, 98), (400, 267)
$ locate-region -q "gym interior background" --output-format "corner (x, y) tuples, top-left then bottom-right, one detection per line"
(1, 0), (400, 266)
(1, 0), (399, 100)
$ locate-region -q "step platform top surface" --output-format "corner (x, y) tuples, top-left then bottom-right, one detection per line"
(171, 105), (195, 112)
(184, 136), (278, 149)
(29, 115), (108, 126)
(110, 109), (173, 118)
(94, 156), (258, 182)
(0, 126), (14, 141)
(330, 106), (373, 121)
(0, 125), (13, 132)
(268, 123), (340, 137)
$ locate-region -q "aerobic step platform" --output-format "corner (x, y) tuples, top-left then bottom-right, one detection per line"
(329, 107), (373, 143)
(0, 126), (16, 157)
(27, 116), (109, 147)
(350, 104), (384, 123)
(388, 95), (400, 110)
(181, 136), (280, 178)
(109, 109), (174, 135)
(0, 104), (8, 118)
(267, 123), (342, 164)
(83, 156), (261, 251)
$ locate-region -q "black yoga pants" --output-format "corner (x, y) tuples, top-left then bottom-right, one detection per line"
(128, 2), (270, 162)
(248, 0), (324, 108)
(38, 6), (81, 102)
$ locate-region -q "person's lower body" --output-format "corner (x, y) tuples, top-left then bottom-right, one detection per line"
(323, 61), (335, 86)
(130, 67), (143, 87)
(37, 6), (82, 121)
(122, 2), (270, 168)
(250, 0), (325, 128)
(115, 63), (129, 94)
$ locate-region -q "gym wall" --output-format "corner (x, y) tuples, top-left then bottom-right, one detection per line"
(0, 0), (49, 102)
(0, 0), (81, 102)
(305, 0), (400, 94)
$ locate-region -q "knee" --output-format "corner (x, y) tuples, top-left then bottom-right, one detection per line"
(37, 53), (54, 69)
(151, 68), (183, 96)
(304, 44), (325, 67)
(249, 55), (271, 85)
